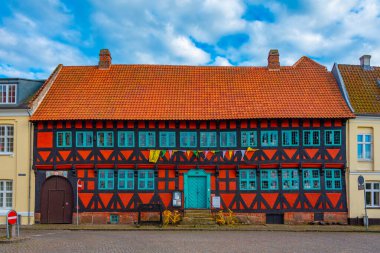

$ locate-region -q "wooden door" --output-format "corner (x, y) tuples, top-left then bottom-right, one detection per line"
(187, 176), (207, 209)
(41, 176), (73, 224)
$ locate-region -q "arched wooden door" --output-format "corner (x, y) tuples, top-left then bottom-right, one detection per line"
(40, 176), (73, 224)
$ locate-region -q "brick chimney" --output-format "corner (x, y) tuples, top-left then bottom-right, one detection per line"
(99, 49), (112, 69)
(268, 49), (280, 70)
(359, 55), (371, 70)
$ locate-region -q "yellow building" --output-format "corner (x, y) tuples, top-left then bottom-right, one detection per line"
(333, 55), (380, 225)
(0, 78), (44, 225)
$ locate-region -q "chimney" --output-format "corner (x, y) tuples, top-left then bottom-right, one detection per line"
(268, 49), (280, 70)
(99, 49), (112, 69)
(359, 55), (371, 70)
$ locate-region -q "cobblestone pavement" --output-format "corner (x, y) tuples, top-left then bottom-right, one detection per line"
(1, 230), (380, 253)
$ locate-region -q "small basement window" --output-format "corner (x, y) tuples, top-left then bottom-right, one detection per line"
(110, 214), (119, 224)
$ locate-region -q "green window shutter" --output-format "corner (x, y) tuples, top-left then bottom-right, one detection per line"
(98, 169), (114, 190)
(260, 170), (278, 190)
(57, 131), (72, 147)
(118, 170), (134, 190)
(303, 169), (320, 190)
(76, 132), (93, 147)
(240, 169), (256, 190)
(118, 131), (134, 147)
(325, 169), (342, 190)
(138, 170), (155, 190)
(159, 132), (176, 148)
(180, 132), (197, 148)
(282, 169), (299, 190)
(139, 132), (156, 148)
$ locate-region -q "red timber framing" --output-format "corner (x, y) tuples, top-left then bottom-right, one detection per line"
(33, 118), (348, 224)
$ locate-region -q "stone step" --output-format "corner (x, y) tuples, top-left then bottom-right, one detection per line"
(181, 217), (216, 225)
(184, 213), (213, 218)
(185, 209), (211, 215)
(176, 224), (219, 228)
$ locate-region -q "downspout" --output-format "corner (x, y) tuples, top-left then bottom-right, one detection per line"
(27, 109), (32, 225)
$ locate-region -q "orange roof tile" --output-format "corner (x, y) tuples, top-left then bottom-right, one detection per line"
(337, 64), (380, 115)
(30, 57), (354, 121)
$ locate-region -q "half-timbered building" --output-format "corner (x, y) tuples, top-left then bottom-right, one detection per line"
(30, 49), (354, 224)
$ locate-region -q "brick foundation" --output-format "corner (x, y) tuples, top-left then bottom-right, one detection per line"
(284, 212), (314, 225)
(73, 212), (163, 224)
(324, 212), (348, 224)
(234, 213), (266, 225)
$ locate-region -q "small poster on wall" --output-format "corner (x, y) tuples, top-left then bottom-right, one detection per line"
(212, 196), (221, 208)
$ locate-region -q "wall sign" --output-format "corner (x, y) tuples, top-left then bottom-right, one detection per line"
(46, 171), (68, 178)
(212, 196), (221, 208)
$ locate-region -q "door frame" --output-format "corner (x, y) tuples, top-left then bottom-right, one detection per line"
(184, 169), (211, 209)
(40, 176), (73, 224)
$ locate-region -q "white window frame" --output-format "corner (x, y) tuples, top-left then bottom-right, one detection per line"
(0, 84), (17, 104)
(0, 125), (14, 154)
(0, 180), (13, 209)
(365, 182), (380, 208)
(357, 133), (372, 161)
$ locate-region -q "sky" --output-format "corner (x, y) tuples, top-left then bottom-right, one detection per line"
(0, 0), (380, 79)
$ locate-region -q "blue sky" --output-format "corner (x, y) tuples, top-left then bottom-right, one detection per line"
(0, 0), (380, 79)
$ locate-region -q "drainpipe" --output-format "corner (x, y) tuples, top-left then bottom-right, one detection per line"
(27, 109), (32, 225)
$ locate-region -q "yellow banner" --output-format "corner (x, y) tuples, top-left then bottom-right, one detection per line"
(149, 150), (161, 163)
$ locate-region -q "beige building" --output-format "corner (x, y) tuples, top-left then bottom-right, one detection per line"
(333, 55), (380, 225)
(0, 78), (44, 225)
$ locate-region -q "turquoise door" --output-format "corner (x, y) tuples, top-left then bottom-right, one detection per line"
(187, 176), (207, 208)
(184, 169), (210, 209)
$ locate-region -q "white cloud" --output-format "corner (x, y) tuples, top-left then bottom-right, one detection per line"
(213, 56), (232, 66)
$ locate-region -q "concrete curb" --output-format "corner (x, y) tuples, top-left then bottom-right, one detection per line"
(0, 237), (30, 244)
(1, 224), (380, 233)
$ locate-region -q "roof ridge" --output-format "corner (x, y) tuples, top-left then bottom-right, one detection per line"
(293, 56), (327, 70)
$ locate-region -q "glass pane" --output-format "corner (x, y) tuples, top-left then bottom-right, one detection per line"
(249, 181), (255, 189)
(326, 181), (332, 188)
(108, 171), (113, 178)
(374, 183), (380, 190)
(139, 172), (145, 178)
(128, 172), (134, 178)
(241, 171), (247, 179)
(139, 181), (145, 188)
(127, 181), (133, 189)
(147, 181), (153, 189)
(283, 180), (290, 189)
(108, 181), (113, 188)
(365, 144), (371, 159)
(334, 170), (340, 178)
(304, 180), (311, 189)
(335, 181), (341, 189)
(249, 170), (255, 178)
(148, 171), (154, 178)
(313, 180), (320, 189)
(241, 181), (247, 190)
(270, 180), (277, 189)
(366, 192), (371, 205)
(99, 181), (105, 188)
(6, 182), (12, 191)
(326, 170), (332, 178)
(365, 135), (371, 142)
(100, 171), (105, 178)
(366, 183), (372, 189)
(119, 171), (125, 178)
(119, 181), (125, 188)
(374, 192), (379, 206)
(262, 181), (268, 189)
(357, 135), (363, 142)
(6, 193), (12, 207)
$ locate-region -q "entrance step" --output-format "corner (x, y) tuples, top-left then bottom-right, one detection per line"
(182, 209), (215, 225)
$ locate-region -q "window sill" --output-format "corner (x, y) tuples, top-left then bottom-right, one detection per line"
(358, 159), (373, 162)
(0, 153), (14, 156)
(366, 207), (380, 209)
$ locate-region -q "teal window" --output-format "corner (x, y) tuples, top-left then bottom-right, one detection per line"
(220, 132), (237, 147)
(325, 130), (341, 146)
(118, 170), (134, 190)
(57, 131), (72, 147)
(110, 214), (119, 224)
(200, 132), (217, 147)
(303, 130), (320, 146)
(138, 170), (155, 190)
(241, 131), (257, 147)
(261, 131), (278, 147)
(303, 169), (320, 190)
(118, 131), (134, 147)
(282, 130), (299, 147)
(240, 170), (256, 190)
(97, 131), (114, 147)
(159, 132), (176, 148)
(357, 134), (372, 160)
(98, 170), (114, 190)
(139, 131), (156, 148)
(76, 132), (93, 147)
(325, 169), (342, 190)
(282, 169), (299, 190)
(180, 132), (197, 148)
(260, 170), (278, 190)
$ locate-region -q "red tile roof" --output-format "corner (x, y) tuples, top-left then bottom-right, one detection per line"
(337, 64), (380, 115)
(30, 57), (354, 121)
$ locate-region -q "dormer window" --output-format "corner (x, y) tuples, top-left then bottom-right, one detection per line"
(0, 84), (17, 104)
